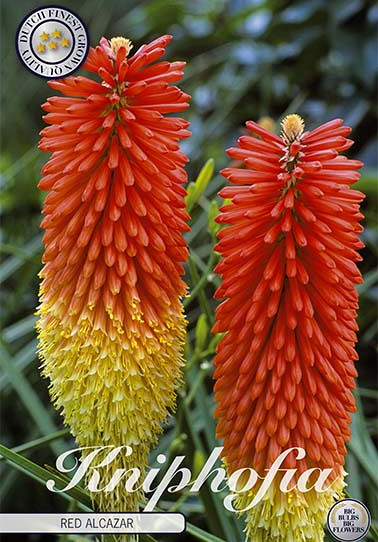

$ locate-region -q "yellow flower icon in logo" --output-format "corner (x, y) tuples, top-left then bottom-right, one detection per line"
(36, 29), (70, 55)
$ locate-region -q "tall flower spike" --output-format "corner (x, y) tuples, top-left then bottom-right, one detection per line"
(37, 35), (191, 512)
(213, 115), (364, 541)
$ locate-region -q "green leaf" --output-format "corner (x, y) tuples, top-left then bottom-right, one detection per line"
(0, 341), (63, 456)
(0, 339), (37, 392)
(5, 429), (71, 457)
(0, 444), (92, 509)
(348, 393), (378, 489)
(356, 168), (377, 195)
(186, 521), (227, 542)
(185, 159), (215, 213)
(357, 268), (378, 295)
(0, 235), (41, 283)
(195, 314), (209, 354)
(208, 200), (220, 238)
(1, 314), (37, 343)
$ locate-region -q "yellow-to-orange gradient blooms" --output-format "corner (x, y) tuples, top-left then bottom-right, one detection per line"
(213, 115), (364, 541)
(37, 35), (190, 512)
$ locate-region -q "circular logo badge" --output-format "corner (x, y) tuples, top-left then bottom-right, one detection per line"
(16, 6), (89, 78)
(327, 499), (371, 541)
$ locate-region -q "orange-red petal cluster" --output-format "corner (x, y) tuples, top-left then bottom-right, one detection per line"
(214, 116), (364, 474)
(213, 115), (364, 540)
(37, 35), (190, 512)
(39, 35), (191, 324)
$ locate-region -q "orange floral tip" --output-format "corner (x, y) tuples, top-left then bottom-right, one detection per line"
(36, 35), (190, 513)
(214, 115), (364, 541)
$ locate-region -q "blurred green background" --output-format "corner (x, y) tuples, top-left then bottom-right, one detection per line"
(1, 0), (377, 541)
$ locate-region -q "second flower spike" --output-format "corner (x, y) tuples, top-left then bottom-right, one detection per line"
(37, 35), (190, 512)
(213, 114), (364, 541)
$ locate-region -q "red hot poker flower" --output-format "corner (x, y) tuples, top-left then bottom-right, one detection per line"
(213, 115), (364, 541)
(37, 35), (190, 512)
